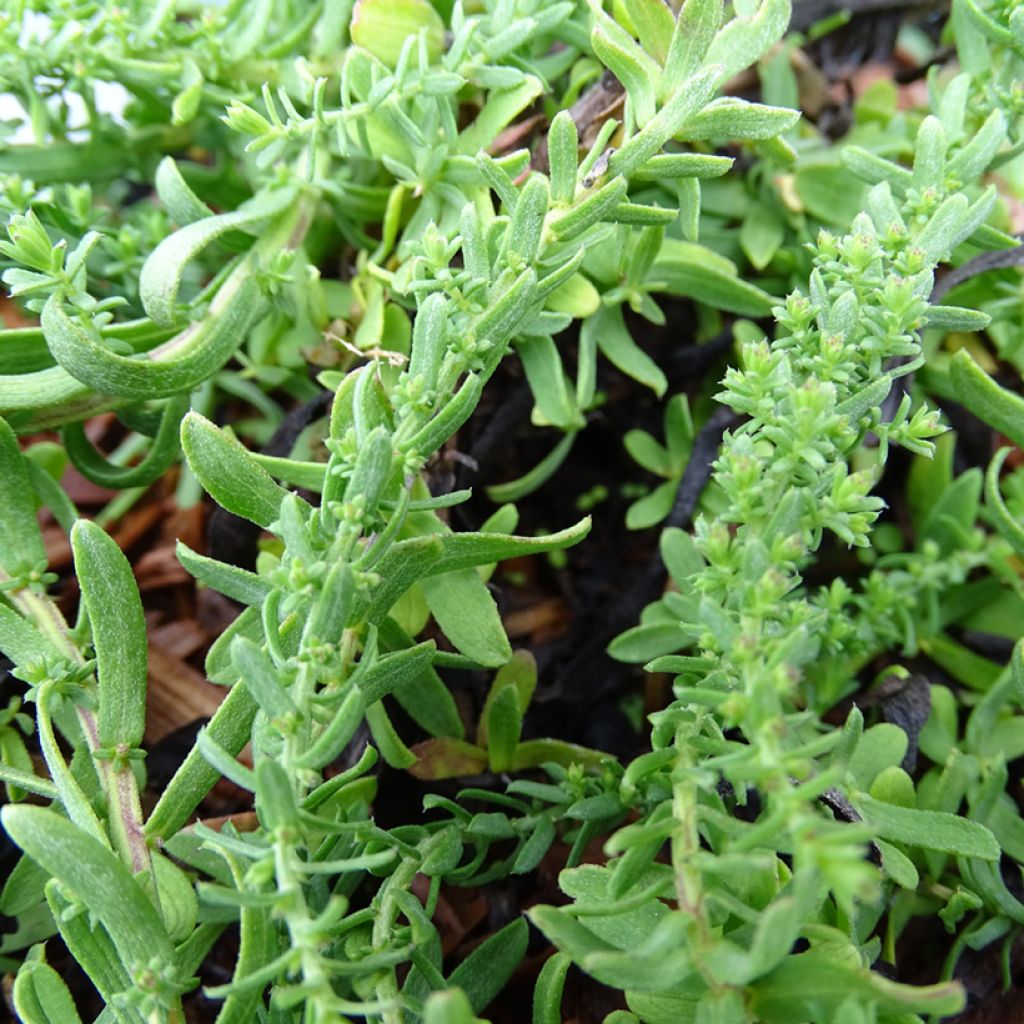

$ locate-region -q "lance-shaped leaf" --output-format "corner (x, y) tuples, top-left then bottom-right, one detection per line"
(515, 334), (583, 429)
(421, 570), (512, 667)
(664, 0), (723, 83)
(416, 516), (592, 575)
(986, 448), (1024, 559)
(0, 416), (46, 576)
(851, 793), (1000, 859)
(363, 517), (591, 623)
(176, 541), (272, 606)
(357, 641), (437, 704)
(950, 349), (1024, 451)
(181, 411), (289, 528)
(145, 682), (258, 840)
(3, 806), (176, 970)
(230, 636), (298, 720)
(683, 98), (800, 140)
(590, 8), (661, 123)
(140, 186), (296, 326)
(501, 175), (549, 266)
(704, 0), (791, 83)
(13, 958), (84, 1024)
(72, 520), (147, 750)
(610, 65), (721, 178)
(447, 917), (529, 1013)
(42, 275), (265, 402)
(155, 156), (213, 226)
(750, 948), (964, 1021)
(0, 603), (59, 667)
(652, 239), (776, 316)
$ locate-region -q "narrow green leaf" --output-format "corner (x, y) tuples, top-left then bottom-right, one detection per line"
(384, 516), (592, 579)
(486, 431), (577, 504)
(704, 0), (791, 83)
(511, 738), (607, 770)
(503, 175), (550, 266)
(591, 21), (660, 124)
(532, 951), (571, 1024)
(365, 700), (417, 768)
(876, 838), (920, 889)
(751, 948), (964, 1021)
(3, 805), (176, 969)
(344, 426), (394, 517)
(986, 448), (1024, 559)
(254, 756), (299, 833)
(145, 682), (258, 840)
(36, 687), (108, 846)
(624, 0), (675, 64)
(408, 292), (449, 393)
(0, 416), (46, 575)
(13, 959), (85, 1024)
(660, 528), (704, 585)
(62, 392), (187, 489)
(664, 0), (723, 83)
(950, 349), (1024, 450)
(516, 334), (583, 429)
(684, 98), (800, 140)
(633, 152), (733, 181)
(923, 305), (991, 331)
(549, 178), (629, 241)
(917, 194), (970, 262)
(0, 602), (59, 667)
(457, 78), (544, 156)
(549, 111), (579, 205)
(529, 905), (617, 961)
(210, 850), (275, 1024)
(72, 520), (147, 749)
(0, 763), (57, 801)
(356, 535), (444, 624)
(40, 278), (266, 402)
(652, 238), (776, 316)
(740, 199), (785, 270)
(176, 541), (272, 606)
(448, 917), (529, 1013)
(197, 729), (257, 791)
(625, 430), (672, 476)
(421, 569), (512, 667)
(609, 622), (688, 662)
(155, 157), (213, 226)
(610, 65), (720, 178)
(404, 374), (485, 460)
(852, 794), (1000, 859)
(949, 108), (1008, 181)
(230, 635), (297, 719)
(357, 641), (437, 704)
(587, 305), (667, 395)
(140, 186), (296, 326)
(379, 617), (464, 738)
(181, 411), (289, 528)
(45, 885), (144, 1024)
(483, 684), (522, 772)
(294, 687), (366, 771)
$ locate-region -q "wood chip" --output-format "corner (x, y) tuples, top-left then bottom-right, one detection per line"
(144, 641), (227, 744)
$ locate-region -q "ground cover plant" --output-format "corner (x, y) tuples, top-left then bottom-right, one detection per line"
(0, 0), (1024, 1021)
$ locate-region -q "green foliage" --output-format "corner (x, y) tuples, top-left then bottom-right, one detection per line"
(0, 0), (1023, 1022)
